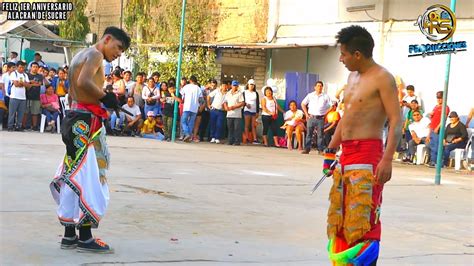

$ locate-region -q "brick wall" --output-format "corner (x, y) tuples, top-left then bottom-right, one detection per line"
(216, 49), (267, 88)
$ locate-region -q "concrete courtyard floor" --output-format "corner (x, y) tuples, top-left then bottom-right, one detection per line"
(0, 132), (473, 265)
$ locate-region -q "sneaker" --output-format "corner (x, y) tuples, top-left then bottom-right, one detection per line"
(77, 238), (114, 254)
(252, 141), (261, 145)
(7, 127), (14, 132)
(215, 139), (220, 144)
(301, 149), (310, 154)
(183, 135), (192, 142)
(210, 138), (216, 143)
(428, 162), (436, 168)
(15, 127), (24, 132)
(233, 143), (241, 146)
(61, 235), (79, 249)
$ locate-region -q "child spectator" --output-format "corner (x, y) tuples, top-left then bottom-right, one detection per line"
(141, 111), (164, 140)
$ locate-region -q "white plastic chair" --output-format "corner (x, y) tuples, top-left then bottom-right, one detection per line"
(416, 144), (428, 165)
(449, 128), (473, 170)
(40, 113), (60, 133)
(60, 96), (69, 117)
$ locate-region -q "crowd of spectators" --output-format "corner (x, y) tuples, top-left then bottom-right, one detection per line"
(0, 53), (472, 170)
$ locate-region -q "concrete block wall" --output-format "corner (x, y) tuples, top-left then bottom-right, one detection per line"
(216, 49), (267, 88)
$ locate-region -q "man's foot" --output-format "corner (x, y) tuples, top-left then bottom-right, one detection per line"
(61, 235), (79, 249)
(7, 127), (14, 132)
(227, 141), (233, 145)
(301, 149), (310, 154)
(233, 143), (241, 146)
(215, 139), (221, 144)
(15, 127), (24, 132)
(427, 161), (436, 168)
(183, 135), (192, 142)
(210, 138), (216, 143)
(252, 141), (261, 145)
(193, 137), (200, 143)
(77, 238), (114, 254)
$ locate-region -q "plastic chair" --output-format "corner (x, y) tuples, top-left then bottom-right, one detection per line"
(416, 144), (428, 165)
(40, 113), (60, 133)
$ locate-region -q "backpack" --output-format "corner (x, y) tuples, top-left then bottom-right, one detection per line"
(7, 71), (18, 96)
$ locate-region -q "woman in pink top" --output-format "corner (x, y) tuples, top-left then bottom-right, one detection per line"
(40, 84), (60, 131)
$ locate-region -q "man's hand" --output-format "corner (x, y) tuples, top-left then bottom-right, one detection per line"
(100, 91), (119, 109)
(375, 158), (392, 185)
(322, 148), (337, 176)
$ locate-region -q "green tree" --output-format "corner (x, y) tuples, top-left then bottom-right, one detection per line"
(124, 0), (219, 80)
(58, 0), (90, 41)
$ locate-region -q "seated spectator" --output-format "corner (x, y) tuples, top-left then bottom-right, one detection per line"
(40, 84), (60, 132)
(323, 102), (341, 147)
(141, 111), (164, 140)
(403, 99), (423, 143)
(442, 111), (468, 167)
(110, 96), (143, 136)
(403, 110), (430, 163)
(154, 115), (164, 135)
(282, 100), (305, 150)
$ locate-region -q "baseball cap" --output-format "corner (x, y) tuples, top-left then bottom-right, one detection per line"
(448, 111), (458, 118)
(247, 79), (255, 85)
(231, 80), (239, 86)
(147, 111), (156, 117)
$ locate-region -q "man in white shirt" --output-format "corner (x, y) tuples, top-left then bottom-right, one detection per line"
(404, 110), (430, 162)
(207, 83), (228, 143)
(224, 80), (245, 145)
(301, 81), (332, 154)
(27, 52), (46, 70)
(110, 96), (143, 136)
(180, 75), (203, 142)
(7, 61), (31, 131)
(401, 85), (421, 119)
(0, 62), (16, 106)
(123, 70), (135, 96)
(8, 52), (19, 64)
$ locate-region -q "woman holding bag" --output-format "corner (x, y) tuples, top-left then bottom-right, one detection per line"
(40, 84), (60, 132)
(261, 86), (284, 147)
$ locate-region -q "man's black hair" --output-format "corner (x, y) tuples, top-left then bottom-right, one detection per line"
(113, 69), (122, 78)
(152, 72), (160, 77)
(30, 62), (39, 67)
(211, 79), (217, 84)
(288, 100), (297, 107)
(123, 70), (132, 75)
(16, 61), (26, 67)
(6, 62), (16, 68)
(406, 85), (415, 91)
(34, 52), (41, 57)
(136, 71), (146, 77)
(336, 25), (374, 58)
(315, 80), (324, 87)
(11, 51), (18, 56)
(103, 26), (131, 50)
(410, 99), (419, 104)
(190, 75), (198, 83)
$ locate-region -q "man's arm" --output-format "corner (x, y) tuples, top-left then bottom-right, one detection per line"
(376, 73), (403, 184)
(76, 51), (106, 100)
(466, 108), (473, 127)
(327, 116), (343, 149)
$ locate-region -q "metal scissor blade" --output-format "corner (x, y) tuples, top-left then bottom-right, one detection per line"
(310, 173), (328, 195)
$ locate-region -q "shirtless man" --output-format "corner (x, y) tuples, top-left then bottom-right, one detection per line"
(324, 25), (402, 265)
(50, 27), (130, 253)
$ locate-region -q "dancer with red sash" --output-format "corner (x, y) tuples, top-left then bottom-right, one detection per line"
(50, 27), (130, 253)
(322, 26), (402, 265)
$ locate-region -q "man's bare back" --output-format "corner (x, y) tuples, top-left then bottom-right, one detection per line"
(339, 64), (398, 141)
(68, 47), (105, 105)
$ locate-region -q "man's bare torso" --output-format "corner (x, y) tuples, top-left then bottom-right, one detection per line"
(68, 47), (105, 105)
(340, 65), (395, 141)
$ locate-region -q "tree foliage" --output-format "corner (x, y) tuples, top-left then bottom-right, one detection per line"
(58, 0), (90, 41)
(124, 0), (219, 81)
